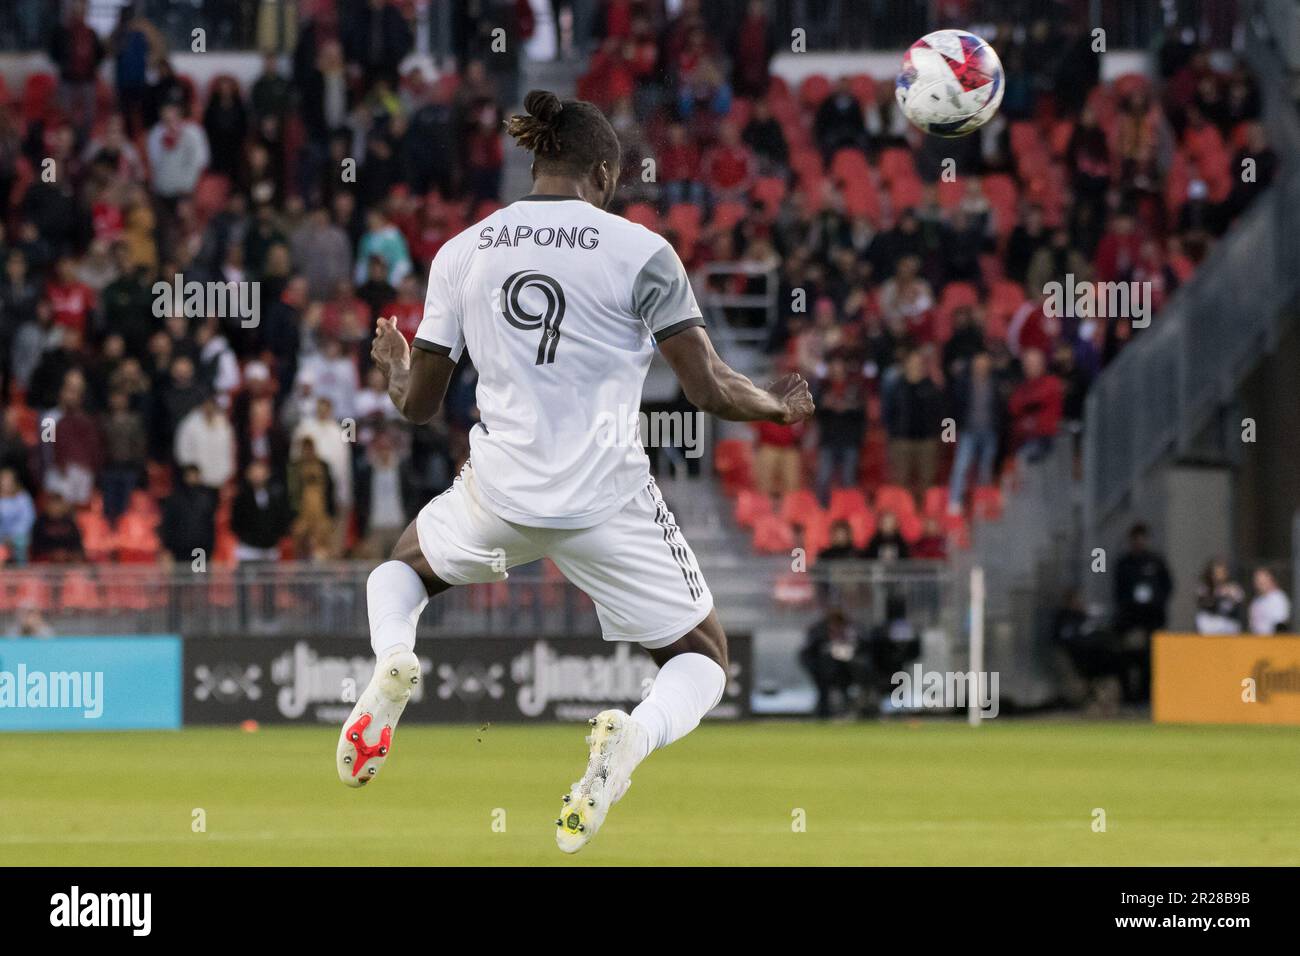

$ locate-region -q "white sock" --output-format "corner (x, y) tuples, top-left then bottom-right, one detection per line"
(629, 653), (726, 763)
(367, 560), (429, 658)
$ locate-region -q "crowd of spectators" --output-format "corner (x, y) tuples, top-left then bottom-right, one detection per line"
(0, 0), (515, 568)
(580, 0), (1276, 558)
(0, 0), (1281, 582)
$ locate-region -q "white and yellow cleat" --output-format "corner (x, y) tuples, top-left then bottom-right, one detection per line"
(555, 709), (648, 854)
(336, 649), (421, 788)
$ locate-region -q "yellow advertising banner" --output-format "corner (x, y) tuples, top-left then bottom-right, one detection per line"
(1152, 633), (1300, 725)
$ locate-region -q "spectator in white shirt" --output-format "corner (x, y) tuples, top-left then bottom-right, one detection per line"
(292, 396), (352, 510)
(147, 103), (210, 200)
(174, 396), (235, 494)
(1248, 568), (1291, 635)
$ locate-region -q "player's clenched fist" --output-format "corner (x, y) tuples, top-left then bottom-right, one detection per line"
(767, 372), (815, 425)
(371, 316), (410, 374)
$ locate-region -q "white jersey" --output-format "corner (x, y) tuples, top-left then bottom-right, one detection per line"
(414, 196), (703, 529)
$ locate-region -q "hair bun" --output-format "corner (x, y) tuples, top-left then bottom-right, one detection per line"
(524, 89), (563, 125)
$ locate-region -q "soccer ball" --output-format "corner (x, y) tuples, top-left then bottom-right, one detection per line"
(895, 29), (1004, 137)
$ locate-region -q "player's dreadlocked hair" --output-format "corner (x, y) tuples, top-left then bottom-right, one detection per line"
(506, 89), (621, 178)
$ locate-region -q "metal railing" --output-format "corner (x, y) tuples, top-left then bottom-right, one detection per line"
(1082, 1), (1300, 531)
(0, 561), (600, 639)
(697, 262), (780, 352)
(0, 555), (961, 640)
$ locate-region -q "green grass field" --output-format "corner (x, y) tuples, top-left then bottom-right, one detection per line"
(3, 720), (1298, 866)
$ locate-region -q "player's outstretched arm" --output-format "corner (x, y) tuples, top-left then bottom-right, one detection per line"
(371, 316), (456, 424)
(658, 326), (815, 425)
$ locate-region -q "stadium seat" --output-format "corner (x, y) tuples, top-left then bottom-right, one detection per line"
(60, 571), (103, 611)
(971, 485), (1004, 521)
(623, 202), (659, 230)
(827, 487), (869, 523)
(76, 511), (116, 562)
(846, 509), (876, 548)
(115, 513), (161, 563)
(841, 178), (881, 221)
(789, 148), (824, 183)
(847, 73), (877, 106)
(935, 177), (964, 209)
(751, 514), (795, 554)
(888, 175), (924, 212)
(712, 201), (749, 231)
(13, 576), (52, 611)
(942, 512), (971, 549)
(779, 489), (823, 529)
(713, 437), (754, 494)
(20, 72), (56, 123)
(878, 147), (916, 184)
(874, 485), (917, 519)
(829, 147), (870, 184)
(666, 203), (703, 247)
(733, 489), (772, 528)
(923, 486), (949, 519)
(751, 176), (787, 214)
(798, 74), (832, 109)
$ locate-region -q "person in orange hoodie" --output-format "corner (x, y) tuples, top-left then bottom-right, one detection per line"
(1008, 347), (1064, 463)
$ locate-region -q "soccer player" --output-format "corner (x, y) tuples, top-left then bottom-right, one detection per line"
(337, 90), (814, 853)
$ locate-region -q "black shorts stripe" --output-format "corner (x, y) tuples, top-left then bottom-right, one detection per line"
(647, 480), (702, 600)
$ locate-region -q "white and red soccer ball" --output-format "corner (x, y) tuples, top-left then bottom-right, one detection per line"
(895, 29), (1005, 137)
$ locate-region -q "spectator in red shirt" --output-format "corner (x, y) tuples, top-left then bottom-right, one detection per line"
(912, 516), (948, 560)
(701, 123), (757, 203)
(753, 419), (804, 498)
(659, 123), (705, 208)
(730, 0), (776, 98)
(46, 257), (95, 336)
(1092, 210), (1143, 283)
(46, 370), (103, 507)
(380, 274), (426, 344)
(1008, 348), (1064, 463)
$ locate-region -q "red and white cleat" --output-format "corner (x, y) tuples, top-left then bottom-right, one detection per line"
(336, 649), (421, 788)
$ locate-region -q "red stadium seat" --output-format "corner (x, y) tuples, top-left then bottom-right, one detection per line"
(714, 438), (754, 494)
(734, 489), (772, 528)
(829, 147), (870, 183)
(923, 486), (949, 519)
(874, 484), (917, 519)
(666, 203), (703, 246)
(827, 487), (869, 523)
(878, 147), (916, 184)
(623, 202), (660, 230)
(752, 514), (795, 554)
(76, 512), (116, 562)
(751, 176), (787, 214)
(888, 175), (924, 212)
(711, 200), (749, 231)
(847, 509), (876, 548)
(847, 74), (877, 107)
(798, 74), (832, 109)
(779, 489), (823, 529)
(21, 72), (56, 123)
(60, 571), (103, 611)
(972, 485), (1004, 520)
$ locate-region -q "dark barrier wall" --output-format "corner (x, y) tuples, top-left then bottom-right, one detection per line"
(184, 635), (752, 725)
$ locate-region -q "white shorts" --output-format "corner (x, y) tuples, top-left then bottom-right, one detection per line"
(416, 463), (713, 649)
